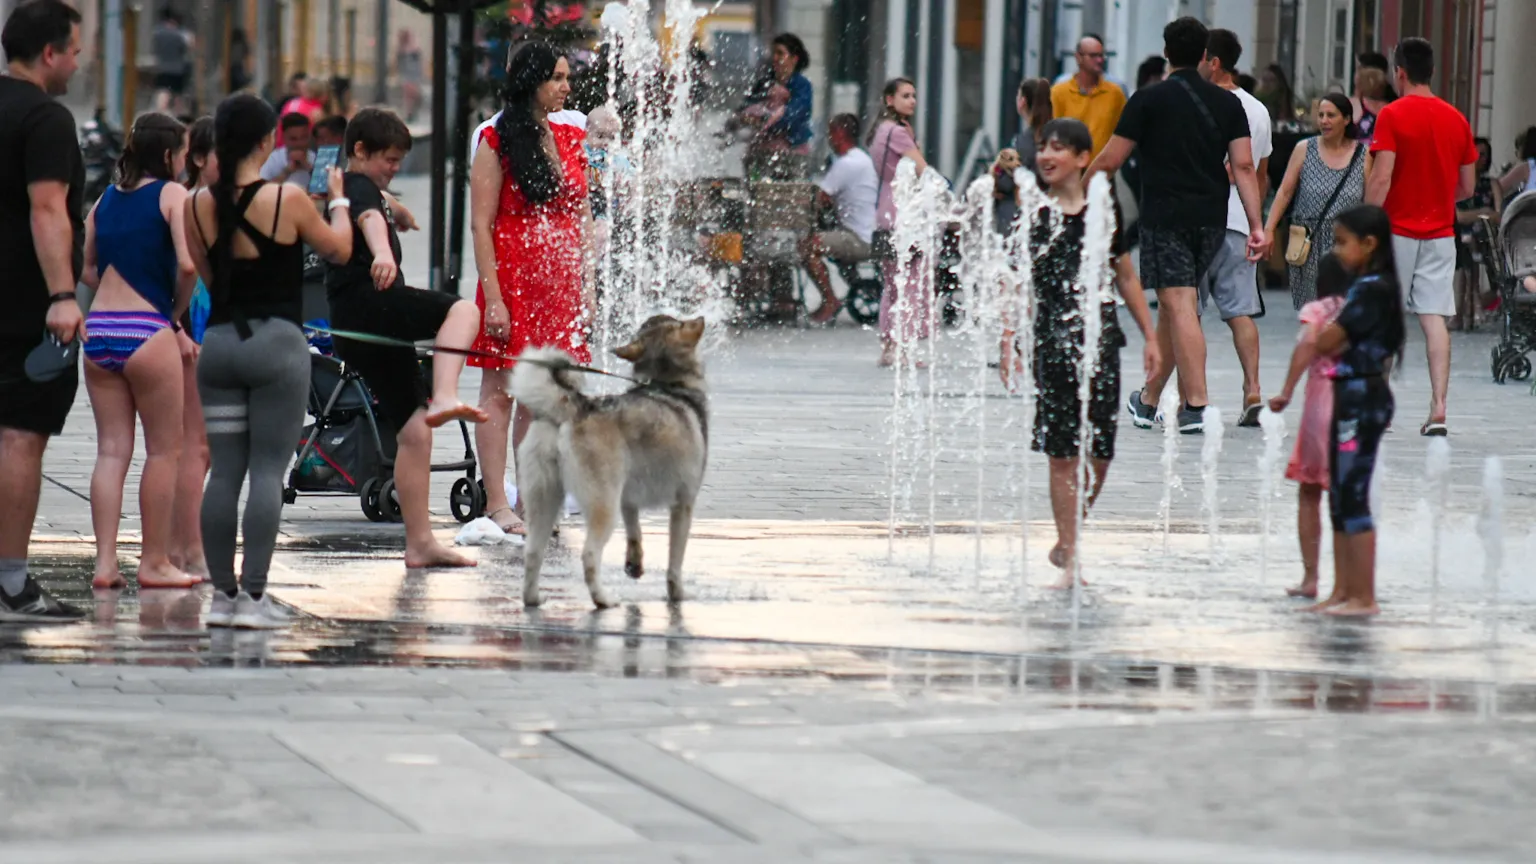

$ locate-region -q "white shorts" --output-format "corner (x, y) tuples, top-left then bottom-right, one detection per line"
(1391, 235), (1457, 317)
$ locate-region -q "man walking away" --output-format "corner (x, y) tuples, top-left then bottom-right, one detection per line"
(0, 0), (86, 621)
(1088, 17), (1268, 435)
(1364, 37), (1476, 437)
(801, 113), (877, 325)
(150, 8), (191, 114)
(1200, 28), (1272, 427)
(1050, 34), (1126, 160)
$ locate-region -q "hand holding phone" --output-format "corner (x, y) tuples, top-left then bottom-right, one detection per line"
(309, 145), (341, 197)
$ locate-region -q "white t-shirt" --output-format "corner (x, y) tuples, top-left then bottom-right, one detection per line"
(818, 147), (879, 244)
(259, 147), (311, 189)
(1227, 86), (1273, 235)
(470, 109), (586, 159)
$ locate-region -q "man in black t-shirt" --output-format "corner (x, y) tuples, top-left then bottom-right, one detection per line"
(0, 0), (86, 622)
(1087, 16), (1269, 435)
(324, 107), (490, 570)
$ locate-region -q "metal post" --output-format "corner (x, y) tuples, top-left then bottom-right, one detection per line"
(446, 4), (476, 295)
(267, 0), (285, 101)
(346, 7), (357, 78)
(374, 0), (389, 103)
(122, 4), (139, 128)
(103, 0), (123, 122)
(329, 0), (340, 76)
(429, 10), (448, 292)
(296, 0), (311, 79)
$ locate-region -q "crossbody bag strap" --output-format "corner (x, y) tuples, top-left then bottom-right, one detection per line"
(1311, 142), (1364, 228)
(1170, 74), (1220, 138)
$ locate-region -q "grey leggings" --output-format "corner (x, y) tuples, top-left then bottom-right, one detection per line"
(198, 319), (308, 596)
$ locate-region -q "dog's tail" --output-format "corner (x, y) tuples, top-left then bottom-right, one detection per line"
(509, 347), (589, 425)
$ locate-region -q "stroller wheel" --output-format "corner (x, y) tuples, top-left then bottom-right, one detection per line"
(360, 477), (386, 522)
(844, 278), (882, 326)
(282, 488), (297, 505)
(378, 478), (403, 522)
(450, 477), (483, 523)
(1509, 354), (1533, 382)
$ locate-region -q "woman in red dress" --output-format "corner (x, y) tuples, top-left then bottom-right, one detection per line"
(469, 41), (591, 534)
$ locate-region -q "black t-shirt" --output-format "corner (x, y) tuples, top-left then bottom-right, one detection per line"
(1029, 202), (1127, 353)
(1113, 69), (1249, 231)
(325, 172), (404, 301)
(1333, 273), (1405, 379)
(0, 77), (85, 337)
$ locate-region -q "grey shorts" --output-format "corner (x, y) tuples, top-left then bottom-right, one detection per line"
(815, 229), (871, 262)
(1391, 234), (1457, 316)
(1197, 229), (1262, 320)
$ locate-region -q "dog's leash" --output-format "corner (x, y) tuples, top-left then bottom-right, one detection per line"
(303, 325), (640, 384)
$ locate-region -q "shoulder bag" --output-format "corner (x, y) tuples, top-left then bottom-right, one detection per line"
(1286, 141), (1362, 267)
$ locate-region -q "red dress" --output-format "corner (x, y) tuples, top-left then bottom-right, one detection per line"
(468, 122), (590, 368)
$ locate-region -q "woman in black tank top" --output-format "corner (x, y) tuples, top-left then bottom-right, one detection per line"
(183, 94), (352, 629)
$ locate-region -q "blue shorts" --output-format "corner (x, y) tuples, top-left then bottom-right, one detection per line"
(1328, 376), (1393, 535)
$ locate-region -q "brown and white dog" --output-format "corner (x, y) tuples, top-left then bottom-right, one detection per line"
(509, 316), (708, 608)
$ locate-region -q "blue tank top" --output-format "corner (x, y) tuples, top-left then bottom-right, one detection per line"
(95, 180), (178, 319)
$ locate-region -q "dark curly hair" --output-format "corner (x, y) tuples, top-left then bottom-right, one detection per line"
(495, 41), (564, 205)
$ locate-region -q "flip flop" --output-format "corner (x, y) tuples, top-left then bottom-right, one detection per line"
(485, 506), (526, 536)
(1420, 421), (1448, 437)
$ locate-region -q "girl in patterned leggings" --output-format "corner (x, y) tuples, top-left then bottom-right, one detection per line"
(1309, 205), (1406, 617)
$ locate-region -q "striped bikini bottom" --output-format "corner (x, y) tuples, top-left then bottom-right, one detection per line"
(82, 310), (171, 374)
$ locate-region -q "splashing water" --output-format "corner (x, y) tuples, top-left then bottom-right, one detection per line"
(1257, 408), (1287, 583)
(1158, 383), (1182, 557)
(1200, 406), (1225, 564)
(1069, 174), (1117, 615)
(1425, 437), (1453, 623)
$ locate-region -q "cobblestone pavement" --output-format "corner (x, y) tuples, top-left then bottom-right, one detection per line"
(9, 176), (1536, 860)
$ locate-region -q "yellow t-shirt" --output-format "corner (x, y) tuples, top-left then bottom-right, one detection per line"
(1050, 77), (1128, 159)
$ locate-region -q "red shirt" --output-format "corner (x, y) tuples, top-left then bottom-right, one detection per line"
(1369, 94), (1477, 240)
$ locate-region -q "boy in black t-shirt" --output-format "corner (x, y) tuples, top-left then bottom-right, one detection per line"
(325, 107), (488, 569)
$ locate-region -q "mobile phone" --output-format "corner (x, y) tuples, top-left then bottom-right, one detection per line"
(308, 145), (341, 196)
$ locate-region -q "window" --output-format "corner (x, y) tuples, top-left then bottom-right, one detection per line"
(1331, 7), (1349, 84)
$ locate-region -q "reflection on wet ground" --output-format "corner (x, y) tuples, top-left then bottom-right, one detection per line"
(8, 523), (1536, 722)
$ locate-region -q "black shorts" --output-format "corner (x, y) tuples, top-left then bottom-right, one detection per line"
(0, 334), (79, 437)
(329, 285), (460, 433)
(1328, 377), (1393, 535)
(153, 71), (187, 94)
(1032, 340), (1121, 461)
(1139, 225), (1225, 292)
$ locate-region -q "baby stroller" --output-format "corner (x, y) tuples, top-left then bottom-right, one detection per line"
(281, 344), (487, 524)
(1490, 191), (1536, 383)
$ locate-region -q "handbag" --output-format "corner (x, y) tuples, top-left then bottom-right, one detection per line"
(1287, 141), (1362, 266)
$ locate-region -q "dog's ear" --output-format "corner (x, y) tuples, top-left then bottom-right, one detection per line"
(678, 317), (705, 347)
(613, 339), (644, 363)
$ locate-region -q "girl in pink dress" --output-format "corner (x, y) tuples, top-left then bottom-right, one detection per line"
(1268, 253), (1350, 599)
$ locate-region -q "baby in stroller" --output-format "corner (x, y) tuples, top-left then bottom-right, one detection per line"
(1491, 189), (1536, 382)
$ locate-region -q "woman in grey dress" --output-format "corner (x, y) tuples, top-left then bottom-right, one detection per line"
(1265, 93), (1367, 310)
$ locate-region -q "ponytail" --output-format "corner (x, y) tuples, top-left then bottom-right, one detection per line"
(209, 94), (277, 292)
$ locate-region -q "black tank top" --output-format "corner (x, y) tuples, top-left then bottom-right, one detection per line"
(197, 181), (305, 335)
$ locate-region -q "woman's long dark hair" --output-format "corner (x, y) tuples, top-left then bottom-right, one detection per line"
(185, 116), (214, 187)
(1333, 203), (1406, 368)
(496, 41), (563, 205)
(115, 112), (186, 188)
(1019, 77), (1052, 139)
(209, 94), (277, 289)
(866, 77), (915, 146)
(1265, 63), (1297, 121)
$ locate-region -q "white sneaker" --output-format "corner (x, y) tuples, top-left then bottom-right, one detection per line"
(231, 592), (289, 630)
(206, 591), (237, 628)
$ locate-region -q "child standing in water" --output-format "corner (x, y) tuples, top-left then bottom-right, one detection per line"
(1268, 253), (1351, 600)
(1311, 204), (1405, 616)
(1000, 119), (1159, 586)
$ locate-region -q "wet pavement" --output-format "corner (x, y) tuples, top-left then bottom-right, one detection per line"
(11, 216), (1536, 859)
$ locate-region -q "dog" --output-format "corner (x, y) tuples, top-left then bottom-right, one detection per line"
(509, 315), (709, 608)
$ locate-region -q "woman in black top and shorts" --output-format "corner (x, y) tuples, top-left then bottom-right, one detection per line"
(185, 94), (353, 629)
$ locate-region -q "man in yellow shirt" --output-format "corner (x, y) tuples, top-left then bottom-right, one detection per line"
(1051, 34), (1127, 159)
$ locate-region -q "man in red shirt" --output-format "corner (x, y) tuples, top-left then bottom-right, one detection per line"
(1364, 37), (1477, 436)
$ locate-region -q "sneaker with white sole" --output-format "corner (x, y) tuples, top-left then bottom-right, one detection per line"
(1177, 404), (1206, 435)
(206, 591), (237, 628)
(231, 592), (289, 629)
(1126, 389), (1158, 429)
(0, 575), (85, 623)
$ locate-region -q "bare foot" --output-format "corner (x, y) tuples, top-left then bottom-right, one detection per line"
(424, 400), (490, 428)
(1286, 580), (1319, 599)
(878, 344), (896, 367)
(405, 541), (478, 569)
(486, 506), (526, 536)
(1299, 595), (1345, 613)
(92, 570), (127, 589)
(134, 560), (202, 589)
(1323, 600), (1381, 617)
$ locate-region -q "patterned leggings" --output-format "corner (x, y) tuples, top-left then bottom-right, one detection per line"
(1328, 376), (1393, 535)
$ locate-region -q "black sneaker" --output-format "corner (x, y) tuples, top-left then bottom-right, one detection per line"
(0, 575), (86, 623)
(1126, 389), (1158, 429)
(1177, 404), (1206, 435)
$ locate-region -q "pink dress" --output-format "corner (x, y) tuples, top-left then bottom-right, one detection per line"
(1285, 297), (1347, 487)
(870, 119), (931, 341)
